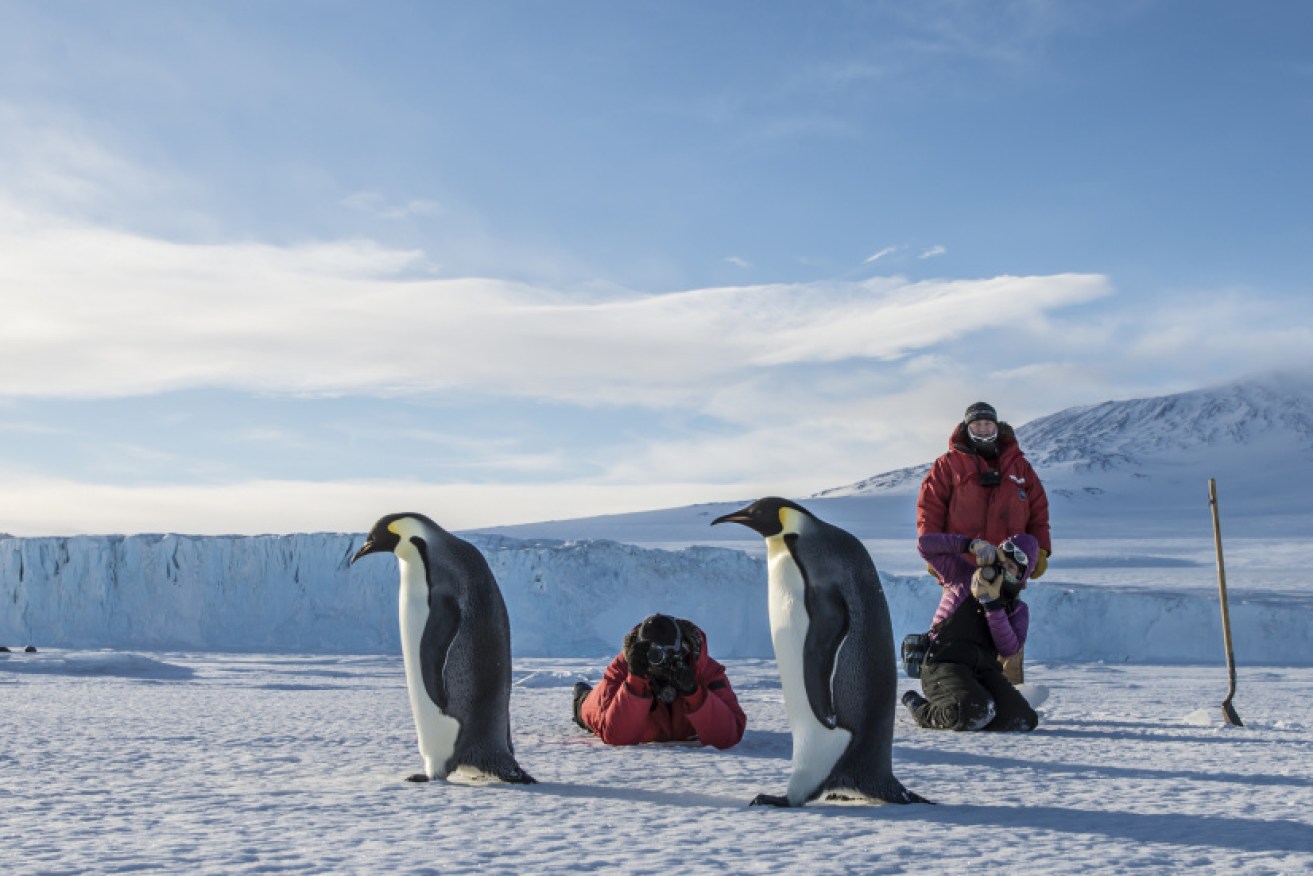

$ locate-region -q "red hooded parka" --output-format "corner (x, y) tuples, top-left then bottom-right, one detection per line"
(917, 421), (1052, 557)
(580, 625), (746, 749)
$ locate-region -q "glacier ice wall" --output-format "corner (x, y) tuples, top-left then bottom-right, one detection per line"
(0, 533), (1307, 663)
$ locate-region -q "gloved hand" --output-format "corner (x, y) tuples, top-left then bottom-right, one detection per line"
(971, 567), (1003, 608)
(669, 657), (698, 696)
(1031, 549), (1049, 580)
(969, 539), (997, 566)
(623, 633), (650, 679)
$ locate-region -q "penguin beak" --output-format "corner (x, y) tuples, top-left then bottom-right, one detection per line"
(712, 506), (774, 537)
(711, 500), (787, 537)
(350, 540), (379, 565)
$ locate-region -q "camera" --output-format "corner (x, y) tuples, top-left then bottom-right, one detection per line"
(978, 562), (1005, 583)
(646, 655), (686, 704)
(647, 642), (680, 667)
(978, 469), (1001, 487)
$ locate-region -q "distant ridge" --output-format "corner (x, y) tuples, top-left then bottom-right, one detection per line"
(812, 372), (1313, 497)
(479, 373), (1313, 545)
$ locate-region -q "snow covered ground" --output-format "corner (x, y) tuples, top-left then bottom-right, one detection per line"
(2, 651), (1309, 874)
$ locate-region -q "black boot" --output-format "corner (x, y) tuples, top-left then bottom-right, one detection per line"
(902, 689), (927, 714)
(572, 682), (593, 731)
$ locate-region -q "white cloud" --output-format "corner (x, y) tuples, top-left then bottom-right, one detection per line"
(723, 256), (750, 268)
(0, 206), (1116, 406)
(919, 245), (946, 259)
(865, 246), (899, 263)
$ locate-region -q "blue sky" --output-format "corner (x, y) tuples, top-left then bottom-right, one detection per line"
(1, 0), (1310, 535)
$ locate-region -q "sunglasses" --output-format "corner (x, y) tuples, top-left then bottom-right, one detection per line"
(999, 540), (1029, 572)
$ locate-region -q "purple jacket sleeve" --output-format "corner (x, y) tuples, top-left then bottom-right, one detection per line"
(985, 601), (1029, 657)
(920, 533), (975, 635)
(917, 533), (975, 582)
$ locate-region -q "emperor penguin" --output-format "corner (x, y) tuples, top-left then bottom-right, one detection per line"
(713, 497), (926, 807)
(351, 512), (535, 785)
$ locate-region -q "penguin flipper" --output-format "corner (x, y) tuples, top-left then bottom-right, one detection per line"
(802, 584), (849, 729)
(419, 592), (462, 710)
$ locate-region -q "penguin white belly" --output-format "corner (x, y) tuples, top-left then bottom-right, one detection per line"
(766, 539), (852, 805)
(396, 554), (462, 780)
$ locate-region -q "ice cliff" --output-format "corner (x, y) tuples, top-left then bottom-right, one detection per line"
(1, 532), (1307, 664)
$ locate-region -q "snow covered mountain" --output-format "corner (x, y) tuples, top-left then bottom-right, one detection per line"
(486, 372), (1313, 542)
(819, 371), (1313, 494)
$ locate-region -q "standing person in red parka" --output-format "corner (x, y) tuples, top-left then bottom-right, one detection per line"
(917, 402), (1052, 683)
(572, 614), (746, 749)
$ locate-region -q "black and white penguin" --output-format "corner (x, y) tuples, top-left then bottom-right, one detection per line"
(351, 512), (535, 785)
(713, 497), (926, 806)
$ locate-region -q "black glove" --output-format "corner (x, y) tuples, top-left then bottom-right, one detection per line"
(622, 630), (650, 679)
(669, 656), (698, 696)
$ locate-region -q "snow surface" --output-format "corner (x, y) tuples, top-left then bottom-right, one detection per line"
(2, 653), (1310, 874)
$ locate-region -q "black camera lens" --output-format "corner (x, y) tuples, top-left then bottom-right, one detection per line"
(648, 644), (675, 666)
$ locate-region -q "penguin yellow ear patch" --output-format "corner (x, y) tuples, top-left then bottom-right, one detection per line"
(778, 507), (803, 534)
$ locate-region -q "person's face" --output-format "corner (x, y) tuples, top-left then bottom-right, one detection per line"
(967, 419), (997, 440)
(1000, 555), (1022, 583)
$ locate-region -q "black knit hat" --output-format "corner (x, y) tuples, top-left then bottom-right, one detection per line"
(963, 402), (997, 425)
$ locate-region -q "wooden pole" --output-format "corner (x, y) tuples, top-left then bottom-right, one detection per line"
(1208, 478), (1243, 726)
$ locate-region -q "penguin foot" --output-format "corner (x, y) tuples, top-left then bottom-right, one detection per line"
(404, 773), (431, 783)
(450, 761), (538, 785)
(816, 779), (934, 806)
(875, 783), (934, 805)
(499, 767), (537, 785)
(749, 793), (791, 808)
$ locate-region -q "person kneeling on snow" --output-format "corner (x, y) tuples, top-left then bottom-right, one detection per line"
(903, 533), (1040, 732)
(572, 614), (746, 749)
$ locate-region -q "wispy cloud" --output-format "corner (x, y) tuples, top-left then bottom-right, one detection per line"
(0, 204), (1114, 405)
(340, 191), (442, 220)
(865, 246), (899, 263)
(723, 256), (750, 269)
(919, 245), (946, 259)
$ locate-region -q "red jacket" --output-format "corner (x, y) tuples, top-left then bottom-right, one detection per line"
(580, 627), (746, 749)
(917, 422), (1052, 556)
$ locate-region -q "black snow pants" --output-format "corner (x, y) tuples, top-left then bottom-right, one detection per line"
(911, 602), (1038, 733)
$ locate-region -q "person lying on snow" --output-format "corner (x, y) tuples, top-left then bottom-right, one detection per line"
(572, 613), (746, 749)
(903, 533), (1040, 732)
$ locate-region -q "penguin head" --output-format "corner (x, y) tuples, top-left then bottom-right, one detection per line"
(351, 512), (437, 564)
(712, 497), (812, 538)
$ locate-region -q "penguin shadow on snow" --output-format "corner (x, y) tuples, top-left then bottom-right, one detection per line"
(724, 728), (794, 760)
(919, 803), (1313, 855)
(898, 743), (1310, 790)
(512, 779), (749, 811)
(508, 778), (933, 815)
